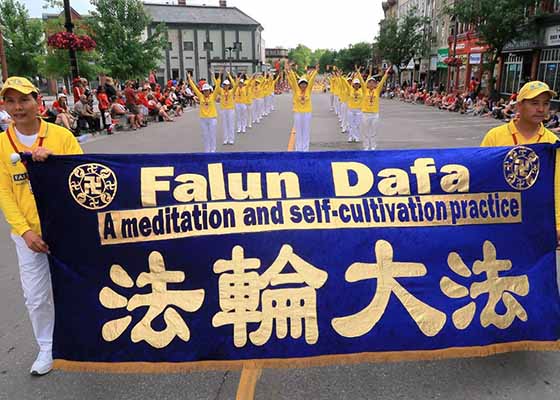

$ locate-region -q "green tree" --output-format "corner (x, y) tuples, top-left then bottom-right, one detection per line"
(444, 0), (543, 88)
(88, 0), (167, 80)
(288, 44), (312, 74)
(377, 8), (429, 82)
(40, 15), (105, 81)
(0, 0), (44, 77)
(318, 49), (337, 73)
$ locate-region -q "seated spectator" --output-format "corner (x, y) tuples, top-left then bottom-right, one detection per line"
(110, 95), (141, 130)
(52, 94), (75, 131)
(147, 94), (174, 122)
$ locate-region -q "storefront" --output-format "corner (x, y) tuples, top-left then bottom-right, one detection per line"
(537, 25), (560, 101)
(500, 37), (541, 96)
(447, 35), (490, 93)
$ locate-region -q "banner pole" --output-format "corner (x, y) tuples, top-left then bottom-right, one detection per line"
(235, 363), (262, 400)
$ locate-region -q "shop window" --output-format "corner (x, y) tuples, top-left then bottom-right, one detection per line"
(538, 49), (560, 99)
(502, 54), (523, 94)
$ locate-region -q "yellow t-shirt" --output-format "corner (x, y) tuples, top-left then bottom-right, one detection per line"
(481, 121), (560, 232)
(189, 77), (219, 118)
(0, 120), (83, 236)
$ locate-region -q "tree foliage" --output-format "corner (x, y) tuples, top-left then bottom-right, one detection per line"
(0, 0), (45, 78)
(87, 0), (167, 80)
(335, 42), (373, 72)
(444, 0), (542, 64)
(288, 44), (312, 74)
(376, 8), (429, 79)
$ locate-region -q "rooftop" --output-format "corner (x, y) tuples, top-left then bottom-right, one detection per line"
(143, 3), (261, 27)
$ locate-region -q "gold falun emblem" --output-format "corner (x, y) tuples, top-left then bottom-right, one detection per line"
(68, 163), (118, 210)
(503, 146), (540, 190)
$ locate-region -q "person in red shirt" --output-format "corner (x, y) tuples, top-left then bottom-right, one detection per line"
(72, 78), (84, 104)
(96, 86), (110, 130)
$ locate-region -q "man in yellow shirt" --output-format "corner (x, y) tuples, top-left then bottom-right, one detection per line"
(481, 80), (560, 240)
(214, 70), (237, 145)
(0, 77), (83, 376)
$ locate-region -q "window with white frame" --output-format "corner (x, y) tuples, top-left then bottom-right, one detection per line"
(538, 48), (560, 99)
(502, 54), (523, 94)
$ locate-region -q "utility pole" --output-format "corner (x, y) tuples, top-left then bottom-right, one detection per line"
(63, 0), (79, 79)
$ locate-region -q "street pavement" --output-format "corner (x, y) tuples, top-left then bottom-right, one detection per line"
(1, 93), (557, 400)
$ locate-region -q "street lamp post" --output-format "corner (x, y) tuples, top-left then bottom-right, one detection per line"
(225, 46), (234, 73)
(63, 0), (79, 79)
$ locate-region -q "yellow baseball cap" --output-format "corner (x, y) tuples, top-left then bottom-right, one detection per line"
(518, 81), (557, 102)
(0, 76), (38, 97)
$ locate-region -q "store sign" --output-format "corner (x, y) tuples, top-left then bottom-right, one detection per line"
(469, 53), (482, 65)
(437, 48), (448, 69)
(546, 26), (560, 47)
(430, 56), (438, 71)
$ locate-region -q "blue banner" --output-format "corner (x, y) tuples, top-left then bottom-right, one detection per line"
(27, 144), (560, 372)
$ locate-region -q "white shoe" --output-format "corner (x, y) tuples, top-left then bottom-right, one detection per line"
(347, 137), (353, 143)
(30, 350), (53, 376)
(242, 129), (246, 133)
(229, 141), (234, 145)
(237, 130), (241, 134)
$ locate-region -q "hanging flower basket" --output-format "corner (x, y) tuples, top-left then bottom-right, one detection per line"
(443, 56), (463, 67)
(47, 32), (96, 51)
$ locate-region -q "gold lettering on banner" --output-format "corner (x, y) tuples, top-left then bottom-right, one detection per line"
(440, 241), (529, 330)
(212, 245), (328, 347)
(97, 193), (523, 246)
(99, 251), (205, 348)
(332, 240), (447, 338)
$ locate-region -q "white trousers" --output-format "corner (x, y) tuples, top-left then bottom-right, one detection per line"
(220, 108), (235, 143)
(200, 118), (217, 152)
(12, 233), (54, 353)
(348, 108), (362, 141)
(361, 112), (380, 150)
(270, 93), (275, 111)
(264, 95), (272, 114)
(235, 104), (248, 132)
(330, 94), (334, 110)
(247, 103), (254, 127)
(334, 97), (340, 116)
(340, 102), (349, 131)
(294, 112), (312, 152)
(255, 98), (265, 121)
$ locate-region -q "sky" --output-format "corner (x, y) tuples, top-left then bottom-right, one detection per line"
(25, 0), (384, 50)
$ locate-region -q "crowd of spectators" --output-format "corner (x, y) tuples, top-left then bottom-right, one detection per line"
(382, 77), (536, 124)
(39, 72), (200, 136)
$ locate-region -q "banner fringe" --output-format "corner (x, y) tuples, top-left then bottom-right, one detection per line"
(53, 340), (560, 374)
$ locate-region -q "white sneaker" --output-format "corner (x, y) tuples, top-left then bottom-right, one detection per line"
(242, 129), (246, 133)
(237, 130), (241, 134)
(30, 350), (53, 376)
(223, 141), (228, 145)
(347, 137), (352, 143)
(229, 141), (234, 145)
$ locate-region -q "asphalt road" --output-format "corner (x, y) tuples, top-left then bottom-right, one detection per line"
(2, 93), (557, 400)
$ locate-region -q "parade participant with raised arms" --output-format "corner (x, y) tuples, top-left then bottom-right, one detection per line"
(342, 66), (365, 143)
(285, 63), (319, 151)
(188, 72), (220, 152)
(234, 76), (250, 134)
(213, 69), (237, 145)
(481, 80), (560, 241)
(359, 64), (391, 150)
(0, 77), (83, 376)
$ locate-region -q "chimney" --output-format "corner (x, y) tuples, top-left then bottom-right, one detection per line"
(219, 0), (227, 7)
(178, 0), (186, 5)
